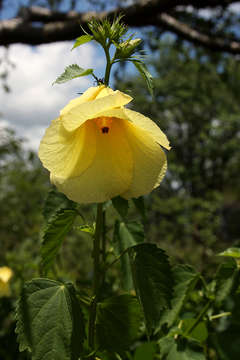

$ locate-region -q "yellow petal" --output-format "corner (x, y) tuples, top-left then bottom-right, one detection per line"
(124, 108), (171, 150)
(60, 85), (105, 116)
(121, 120), (167, 199)
(61, 90), (132, 132)
(0, 266), (13, 283)
(95, 86), (115, 98)
(89, 107), (128, 120)
(0, 281), (11, 297)
(92, 107), (170, 150)
(38, 118), (96, 178)
(51, 118), (133, 203)
(38, 85), (170, 203)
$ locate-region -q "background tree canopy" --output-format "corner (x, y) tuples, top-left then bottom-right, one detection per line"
(1, 1), (240, 359)
(116, 38), (240, 270)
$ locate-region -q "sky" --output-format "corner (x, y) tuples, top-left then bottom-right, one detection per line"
(0, 41), (105, 150)
(1, 1), (240, 151)
(0, 0), (136, 151)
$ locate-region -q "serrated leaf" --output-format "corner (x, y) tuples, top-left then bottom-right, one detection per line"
(215, 259), (239, 305)
(53, 64), (93, 85)
(113, 220), (144, 291)
(112, 196), (129, 218)
(16, 279), (85, 360)
(159, 337), (205, 360)
(43, 188), (76, 222)
(132, 60), (154, 97)
(96, 294), (142, 352)
(41, 209), (77, 273)
(182, 319), (208, 343)
(157, 265), (199, 331)
(72, 35), (93, 50)
(129, 243), (173, 335)
(218, 247), (240, 258)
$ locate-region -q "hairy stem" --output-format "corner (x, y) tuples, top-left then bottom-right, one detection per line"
(88, 203), (103, 350)
(184, 299), (212, 337)
(102, 210), (107, 263)
(103, 43), (112, 86)
(88, 39), (113, 353)
(210, 312), (231, 321)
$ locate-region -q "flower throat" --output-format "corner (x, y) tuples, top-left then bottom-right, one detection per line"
(94, 116), (113, 134)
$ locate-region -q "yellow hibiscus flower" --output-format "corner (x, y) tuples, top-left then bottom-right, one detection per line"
(39, 85), (170, 203)
(0, 266), (13, 297)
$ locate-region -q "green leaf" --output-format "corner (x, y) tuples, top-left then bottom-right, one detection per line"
(132, 60), (154, 97)
(215, 259), (239, 305)
(182, 319), (208, 343)
(129, 243), (173, 335)
(96, 294), (142, 352)
(158, 265), (199, 330)
(159, 337), (205, 360)
(75, 224), (95, 235)
(112, 196), (129, 218)
(53, 64), (93, 85)
(15, 286), (31, 353)
(43, 188), (76, 222)
(72, 35), (93, 50)
(113, 221), (144, 291)
(134, 342), (156, 360)
(41, 209), (77, 273)
(132, 196), (146, 221)
(123, 221), (145, 245)
(16, 278), (85, 360)
(218, 247), (240, 258)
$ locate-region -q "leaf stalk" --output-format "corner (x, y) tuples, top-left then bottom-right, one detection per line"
(183, 299), (212, 337)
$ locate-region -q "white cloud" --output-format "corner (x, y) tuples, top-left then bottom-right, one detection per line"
(229, 2), (240, 12)
(0, 118), (10, 130)
(0, 41), (104, 150)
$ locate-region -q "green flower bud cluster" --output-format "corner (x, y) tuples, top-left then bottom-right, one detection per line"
(87, 16), (128, 47)
(114, 38), (142, 60)
(54, 15), (153, 96)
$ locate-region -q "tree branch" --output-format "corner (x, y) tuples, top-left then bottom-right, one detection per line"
(18, 6), (82, 22)
(1, 0), (240, 54)
(156, 13), (240, 54)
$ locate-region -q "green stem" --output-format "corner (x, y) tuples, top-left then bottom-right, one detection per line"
(93, 204), (103, 293)
(102, 210), (106, 263)
(210, 312), (231, 321)
(91, 72), (99, 83)
(103, 44), (112, 86)
(105, 247), (129, 271)
(184, 299), (212, 337)
(88, 203), (103, 350)
(88, 39), (114, 353)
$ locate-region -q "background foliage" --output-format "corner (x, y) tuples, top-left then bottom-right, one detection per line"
(1, 2), (240, 359)
(116, 38), (240, 271)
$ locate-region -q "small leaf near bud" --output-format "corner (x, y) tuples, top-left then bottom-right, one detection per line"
(72, 34), (93, 51)
(53, 64), (93, 85)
